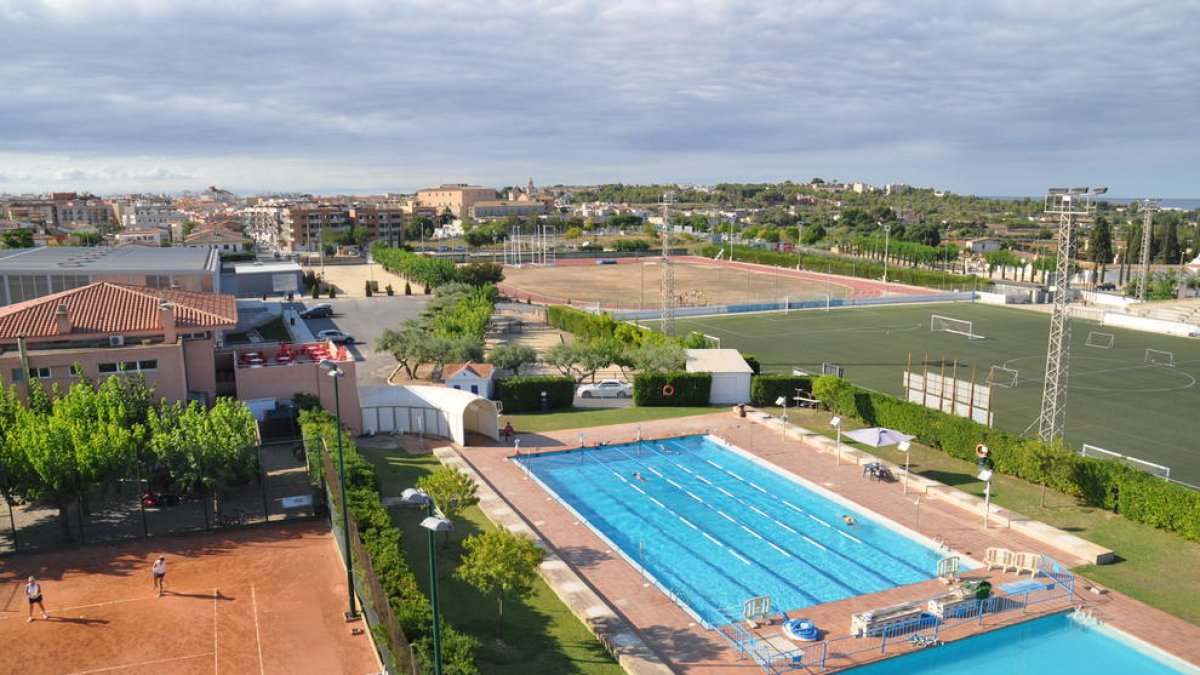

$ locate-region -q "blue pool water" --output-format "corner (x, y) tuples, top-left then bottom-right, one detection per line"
(513, 435), (946, 626)
(849, 612), (1195, 674)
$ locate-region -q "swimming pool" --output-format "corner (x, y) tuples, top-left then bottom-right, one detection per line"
(848, 612), (1198, 674)
(513, 435), (950, 626)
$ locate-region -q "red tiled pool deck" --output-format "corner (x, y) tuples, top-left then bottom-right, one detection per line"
(456, 412), (1200, 672)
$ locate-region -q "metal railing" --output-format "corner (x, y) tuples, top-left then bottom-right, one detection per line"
(713, 557), (1076, 673)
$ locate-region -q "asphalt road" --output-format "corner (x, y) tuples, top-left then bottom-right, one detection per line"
(291, 295), (429, 386)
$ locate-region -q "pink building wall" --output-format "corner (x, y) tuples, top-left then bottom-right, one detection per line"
(0, 341), (192, 402)
(233, 347), (363, 431)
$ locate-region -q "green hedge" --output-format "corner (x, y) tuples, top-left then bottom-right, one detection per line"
(546, 305), (660, 346)
(749, 374), (814, 407)
(430, 284), (497, 340)
(809, 375), (1200, 542)
(697, 244), (986, 291)
(633, 371), (712, 406)
(300, 410), (479, 673)
(496, 376), (576, 413)
(372, 244), (461, 289)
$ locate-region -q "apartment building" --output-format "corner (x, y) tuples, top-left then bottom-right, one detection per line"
(287, 204), (349, 252)
(348, 205), (408, 247)
(416, 184), (497, 217)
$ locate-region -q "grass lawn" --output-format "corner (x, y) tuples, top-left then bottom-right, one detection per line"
(760, 406), (1200, 626)
(359, 445), (623, 675)
(504, 405), (718, 433)
(659, 303), (1200, 486)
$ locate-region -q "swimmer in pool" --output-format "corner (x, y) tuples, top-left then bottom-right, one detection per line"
(842, 515), (857, 526)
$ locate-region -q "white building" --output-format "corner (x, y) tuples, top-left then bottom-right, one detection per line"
(685, 349), (753, 405)
(442, 361), (494, 398)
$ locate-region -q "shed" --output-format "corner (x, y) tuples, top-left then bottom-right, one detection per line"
(442, 361), (495, 398)
(686, 349), (753, 405)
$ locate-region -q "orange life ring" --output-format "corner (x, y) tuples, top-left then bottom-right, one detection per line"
(662, 384), (675, 396)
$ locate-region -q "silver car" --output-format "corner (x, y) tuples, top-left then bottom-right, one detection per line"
(577, 380), (633, 399)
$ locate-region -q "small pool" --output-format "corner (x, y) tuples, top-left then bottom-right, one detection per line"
(514, 435), (950, 626)
(848, 612), (1197, 674)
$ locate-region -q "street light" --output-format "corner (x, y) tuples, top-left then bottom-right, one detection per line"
(319, 358), (359, 621)
(898, 440), (912, 495)
(399, 488), (453, 675)
(830, 416), (843, 464)
(881, 222), (892, 284)
(979, 468), (994, 528)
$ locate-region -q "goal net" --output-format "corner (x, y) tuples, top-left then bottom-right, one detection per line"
(1081, 444), (1171, 481)
(987, 365), (1019, 388)
(821, 362), (844, 378)
(1145, 349), (1175, 367)
(1085, 331), (1114, 349)
(931, 314), (986, 340)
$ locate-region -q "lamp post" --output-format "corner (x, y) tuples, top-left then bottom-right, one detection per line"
(882, 222), (892, 284)
(399, 488), (453, 675)
(320, 358), (359, 621)
(830, 416), (843, 465)
(775, 395), (789, 427)
(979, 468), (994, 528)
(898, 440), (912, 495)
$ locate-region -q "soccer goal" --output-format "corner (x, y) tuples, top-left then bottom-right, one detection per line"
(931, 314), (986, 340)
(987, 365), (1020, 388)
(821, 362), (845, 378)
(1081, 444), (1171, 481)
(1085, 331), (1115, 349)
(1145, 348), (1175, 367)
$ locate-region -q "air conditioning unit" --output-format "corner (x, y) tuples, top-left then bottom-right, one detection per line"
(109, 335), (125, 347)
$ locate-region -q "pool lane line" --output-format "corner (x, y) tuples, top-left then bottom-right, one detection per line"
(802, 536), (828, 551)
(668, 438), (941, 581)
(838, 530), (864, 544)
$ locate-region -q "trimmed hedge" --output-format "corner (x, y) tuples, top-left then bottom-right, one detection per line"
(697, 244), (986, 291)
(300, 410), (479, 673)
(809, 375), (1200, 542)
(496, 376), (575, 413)
(372, 244), (461, 288)
(749, 374), (814, 407)
(633, 371), (712, 406)
(546, 305), (659, 345)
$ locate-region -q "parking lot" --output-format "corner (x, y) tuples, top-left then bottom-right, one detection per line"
(291, 295), (428, 385)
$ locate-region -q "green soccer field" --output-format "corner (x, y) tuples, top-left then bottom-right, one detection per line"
(655, 303), (1200, 486)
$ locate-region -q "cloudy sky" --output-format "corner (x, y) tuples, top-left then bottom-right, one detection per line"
(1, 1), (1197, 197)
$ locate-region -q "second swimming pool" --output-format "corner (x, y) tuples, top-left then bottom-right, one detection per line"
(514, 435), (949, 626)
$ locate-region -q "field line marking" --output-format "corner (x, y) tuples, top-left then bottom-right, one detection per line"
(68, 651), (213, 674)
(252, 584), (265, 675)
(0, 594), (148, 621)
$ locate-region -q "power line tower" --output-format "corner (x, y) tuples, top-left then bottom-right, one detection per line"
(1136, 199), (1159, 302)
(660, 191), (676, 335)
(1037, 186), (1105, 444)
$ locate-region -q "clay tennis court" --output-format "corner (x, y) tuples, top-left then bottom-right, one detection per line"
(0, 522), (379, 675)
(498, 256), (927, 310)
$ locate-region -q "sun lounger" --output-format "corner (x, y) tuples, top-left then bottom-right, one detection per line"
(1012, 551), (1040, 576)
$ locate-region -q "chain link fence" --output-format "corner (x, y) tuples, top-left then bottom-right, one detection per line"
(0, 441), (318, 555)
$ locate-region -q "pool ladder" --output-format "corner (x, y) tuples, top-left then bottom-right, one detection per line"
(1072, 606), (1102, 626)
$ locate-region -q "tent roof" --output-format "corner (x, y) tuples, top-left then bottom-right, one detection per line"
(359, 384), (491, 414)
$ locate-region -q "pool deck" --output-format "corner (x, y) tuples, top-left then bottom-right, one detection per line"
(453, 411), (1200, 672)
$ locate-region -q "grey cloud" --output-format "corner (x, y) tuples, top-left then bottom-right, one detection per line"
(0, 0), (1197, 195)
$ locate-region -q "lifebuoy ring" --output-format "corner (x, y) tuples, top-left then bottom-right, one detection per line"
(662, 384), (675, 396)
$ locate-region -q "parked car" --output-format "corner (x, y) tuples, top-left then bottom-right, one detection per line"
(595, 258), (618, 265)
(577, 380), (633, 398)
(299, 303), (334, 319)
(316, 329), (355, 344)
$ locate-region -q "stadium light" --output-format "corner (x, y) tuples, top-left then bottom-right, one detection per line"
(1069, 187), (1089, 194)
(1048, 187), (1068, 195)
(400, 488), (452, 675)
(1092, 187), (1108, 195)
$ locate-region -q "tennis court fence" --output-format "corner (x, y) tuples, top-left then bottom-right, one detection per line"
(321, 442), (418, 675)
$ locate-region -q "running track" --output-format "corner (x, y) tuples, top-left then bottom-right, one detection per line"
(496, 256), (932, 310)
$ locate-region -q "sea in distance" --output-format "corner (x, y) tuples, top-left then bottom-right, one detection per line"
(989, 196), (1200, 210)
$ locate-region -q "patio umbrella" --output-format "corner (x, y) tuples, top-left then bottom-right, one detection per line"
(842, 427), (914, 448)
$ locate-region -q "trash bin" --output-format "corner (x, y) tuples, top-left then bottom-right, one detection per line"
(736, 404), (746, 418)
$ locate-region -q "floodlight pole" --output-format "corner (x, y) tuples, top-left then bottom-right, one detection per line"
(322, 360), (359, 621)
(1036, 187), (1104, 444)
(882, 222), (892, 284)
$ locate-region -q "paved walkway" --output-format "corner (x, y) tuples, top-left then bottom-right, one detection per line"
(458, 411), (1200, 672)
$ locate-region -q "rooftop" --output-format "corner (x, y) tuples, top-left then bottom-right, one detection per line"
(0, 246), (219, 274)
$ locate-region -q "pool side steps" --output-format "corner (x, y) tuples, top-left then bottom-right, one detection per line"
(435, 446), (677, 675)
(742, 407), (1115, 566)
